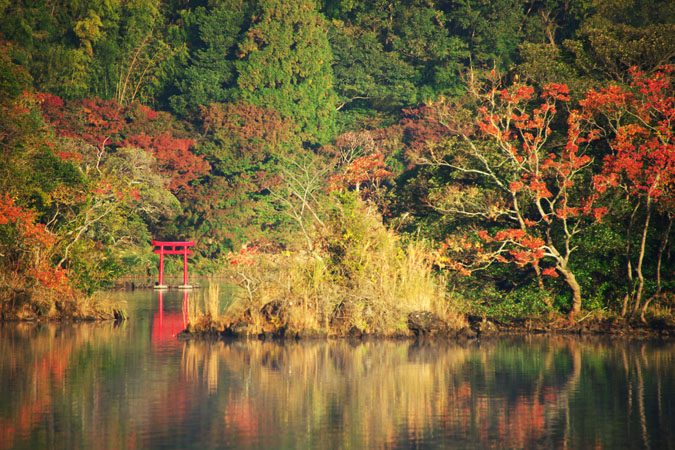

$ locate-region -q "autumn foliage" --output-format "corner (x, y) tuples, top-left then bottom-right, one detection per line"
(330, 152), (393, 197)
(409, 72), (609, 315)
(584, 65), (675, 319)
(0, 195), (73, 315)
(37, 94), (210, 200)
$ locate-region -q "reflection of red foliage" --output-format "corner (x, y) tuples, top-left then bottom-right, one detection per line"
(224, 397), (260, 444)
(0, 334), (72, 450)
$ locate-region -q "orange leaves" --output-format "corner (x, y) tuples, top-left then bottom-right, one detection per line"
(0, 195), (73, 292)
(124, 132), (209, 196)
(446, 226), (549, 272)
(529, 180), (552, 199)
(226, 245), (260, 267)
(579, 85), (634, 117)
(592, 207), (608, 223)
(509, 181), (525, 192)
(438, 226), (548, 276)
(494, 228), (526, 241)
(555, 206), (579, 219)
(0, 195), (54, 248)
(35, 94), (211, 201)
(477, 230), (491, 242)
(29, 266), (70, 290)
(330, 152), (393, 196)
(515, 86), (535, 102)
(541, 267), (558, 277)
(0, 195), (26, 225)
(478, 120), (500, 137)
(499, 85), (535, 104)
(594, 65), (675, 203)
(541, 83), (571, 101)
(521, 236), (545, 250)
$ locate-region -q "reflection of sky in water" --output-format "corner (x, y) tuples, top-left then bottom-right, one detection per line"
(0, 287), (674, 449)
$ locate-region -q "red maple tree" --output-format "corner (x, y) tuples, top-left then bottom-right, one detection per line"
(414, 71), (605, 317)
(586, 65), (674, 320)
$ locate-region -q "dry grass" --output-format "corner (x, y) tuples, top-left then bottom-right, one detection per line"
(187, 279), (230, 331)
(1, 270), (125, 321)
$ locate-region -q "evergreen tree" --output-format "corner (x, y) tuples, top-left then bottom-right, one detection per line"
(168, 0), (249, 116)
(236, 0), (337, 146)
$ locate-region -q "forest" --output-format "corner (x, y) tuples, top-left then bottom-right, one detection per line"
(0, 0), (673, 332)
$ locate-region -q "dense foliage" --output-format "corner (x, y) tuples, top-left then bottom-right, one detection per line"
(1, 0), (673, 322)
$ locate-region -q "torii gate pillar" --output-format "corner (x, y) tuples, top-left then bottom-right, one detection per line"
(152, 241), (195, 289)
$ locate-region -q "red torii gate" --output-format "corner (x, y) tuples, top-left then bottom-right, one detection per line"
(152, 240), (195, 289)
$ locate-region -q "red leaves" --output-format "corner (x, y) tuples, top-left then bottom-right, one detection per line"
(509, 181), (524, 192)
(0, 195), (54, 248)
(529, 180), (552, 199)
(521, 236), (545, 250)
(55, 151), (83, 162)
(0, 196), (72, 292)
(515, 86), (535, 102)
(126, 132), (209, 195)
(29, 266), (69, 290)
(542, 267), (558, 277)
(438, 227), (548, 274)
(33, 93), (211, 199)
(592, 207), (608, 223)
(500, 85), (535, 104)
(226, 245), (260, 267)
(594, 66), (675, 203)
(493, 228), (526, 241)
(541, 83), (571, 101)
(330, 152), (393, 196)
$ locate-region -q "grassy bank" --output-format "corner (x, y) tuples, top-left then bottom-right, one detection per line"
(1, 272), (126, 321)
(185, 194), (466, 338)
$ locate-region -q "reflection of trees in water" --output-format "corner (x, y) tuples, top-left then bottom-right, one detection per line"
(0, 323), (122, 449)
(2, 329), (673, 449)
(180, 337), (675, 449)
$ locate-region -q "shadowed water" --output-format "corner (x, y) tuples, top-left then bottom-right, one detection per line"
(1, 289), (674, 449)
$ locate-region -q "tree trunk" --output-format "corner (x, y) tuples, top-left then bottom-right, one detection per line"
(559, 265), (582, 318)
(632, 199), (652, 317)
(640, 214), (672, 322)
(654, 214), (672, 295)
(621, 201), (640, 317)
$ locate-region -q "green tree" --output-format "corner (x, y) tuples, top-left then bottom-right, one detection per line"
(563, 0), (675, 82)
(236, 0), (337, 146)
(445, 0), (529, 70)
(168, 0), (249, 116)
(325, 0), (467, 117)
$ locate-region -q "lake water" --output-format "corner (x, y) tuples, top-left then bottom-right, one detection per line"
(1, 288), (674, 449)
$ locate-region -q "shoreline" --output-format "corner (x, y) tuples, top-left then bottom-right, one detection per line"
(178, 314), (675, 342)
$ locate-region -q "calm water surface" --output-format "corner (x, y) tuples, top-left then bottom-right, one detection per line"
(1, 288), (674, 449)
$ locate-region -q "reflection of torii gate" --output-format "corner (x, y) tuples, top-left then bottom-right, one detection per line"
(156, 290), (189, 338)
(152, 240), (195, 289)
